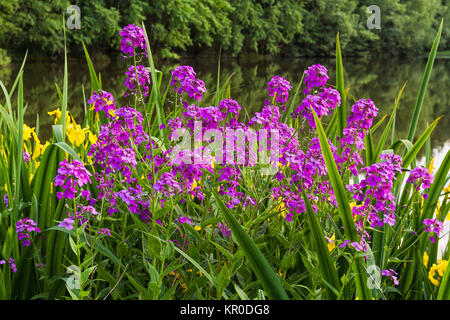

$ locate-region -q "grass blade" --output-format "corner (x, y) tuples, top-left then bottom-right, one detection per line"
(311, 107), (372, 300)
(336, 33), (346, 138)
(302, 189), (341, 298)
(142, 23), (166, 143)
(406, 19), (443, 142)
(212, 190), (289, 300)
(373, 82), (407, 163)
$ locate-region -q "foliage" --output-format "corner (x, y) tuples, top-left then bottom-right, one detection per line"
(1, 0), (450, 59)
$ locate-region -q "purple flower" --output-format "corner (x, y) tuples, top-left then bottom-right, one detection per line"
(171, 66), (206, 101)
(124, 65), (151, 97)
(114, 186), (144, 214)
(303, 64), (329, 94)
(78, 205), (99, 216)
(218, 99), (242, 118)
(8, 258), (17, 273)
(339, 240), (350, 248)
(153, 172), (182, 197)
(249, 104), (281, 127)
(347, 153), (402, 229)
(175, 216), (194, 225)
(218, 223), (231, 237)
(98, 228), (111, 236)
(422, 218), (443, 243)
(88, 90), (116, 117)
(58, 217), (75, 231)
(23, 151), (30, 163)
(347, 99), (378, 131)
(54, 159), (92, 200)
(3, 194), (8, 208)
(119, 24), (147, 58)
(407, 167), (434, 197)
(337, 99), (379, 176)
(293, 87), (340, 129)
(381, 269), (399, 285)
(16, 218), (40, 247)
(266, 75), (292, 105)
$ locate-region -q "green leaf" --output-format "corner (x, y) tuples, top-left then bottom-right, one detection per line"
(373, 82), (407, 163)
(336, 32), (346, 138)
(302, 189), (341, 298)
(406, 19), (443, 142)
(142, 23), (166, 143)
(311, 107), (372, 300)
(421, 149), (450, 221)
(437, 254), (450, 300)
(402, 116), (442, 170)
(54, 142), (82, 162)
(82, 42), (101, 93)
(212, 189), (289, 300)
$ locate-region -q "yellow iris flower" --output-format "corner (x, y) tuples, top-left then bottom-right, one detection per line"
(423, 252), (429, 268)
(429, 259), (448, 286)
(443, 183), (450, 194)
(275, 200), (286, 219)
(428, 157), (435, 174)
(66, 123), (86, 146)
(66, 116), (88, 147)
(48, 108), (69, 125)
(23, 124), (38, 141)
(327, 234), (336, 252)
(32, 141), (50, 160)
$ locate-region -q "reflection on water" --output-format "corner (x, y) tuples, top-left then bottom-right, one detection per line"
(1, 53), (449, 161)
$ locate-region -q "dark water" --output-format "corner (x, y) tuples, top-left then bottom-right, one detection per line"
(1, 53), (449, 166)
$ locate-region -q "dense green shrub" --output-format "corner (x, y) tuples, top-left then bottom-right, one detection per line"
(0, 0), (449, 59)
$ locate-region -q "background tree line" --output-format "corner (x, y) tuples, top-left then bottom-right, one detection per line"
(0, 0), (449, 60)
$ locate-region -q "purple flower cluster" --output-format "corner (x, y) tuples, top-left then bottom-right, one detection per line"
(294, 84), (340, 130)
(266, 75), (292, 105)
(303, 64), (329, 94)
(87, 106), (150, 217)
(407, 167), (434, 198)
(111, 185), (147, 217)
(171, 66), (207, 101)
(271, 187), (306, 222)
(0, 257), (16, 273)
(338, 99), (378, 176)
(89, 107), (147, 181)
(88, 90), (116, 118)
(54, 159), (92, 200)
(343, 154), (403, 252)
(348, 153), (402, 229)
(58, 216), (75, 231)
(218, 223), (231, 237)
(23, 151), (30, 163)
(381, 269), (399, 285)
(119, 24), (147, 58)
(218, 99), (242, 119)
(98, 228), (111, 236)
(124, 65), (151, 97)
(16, 218), (40, 247)
(422, 218), (443, 243)
(175, 216), (194, 225)
(346, 99), (378, 131)
(153, 172), (182, 198)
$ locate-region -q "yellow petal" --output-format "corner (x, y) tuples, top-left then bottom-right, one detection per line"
(423, 252), (429, 268)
